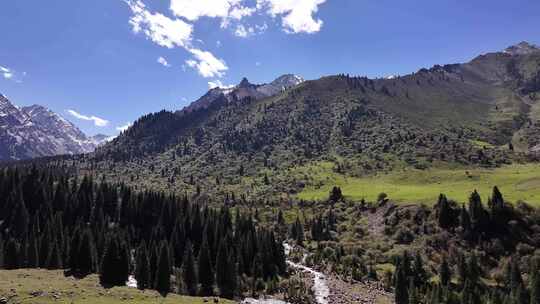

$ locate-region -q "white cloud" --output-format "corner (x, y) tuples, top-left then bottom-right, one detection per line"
(116, 122), (133, 132)
(126, 1), (229, 79)
(125, 0), (327, 81)
(208, 79), (234, 89)
(255, 61), (262, 66)
(126, 0), (193, 49)
(234, 24), (252, 37)
(216, 40), (222, 47)
(256, 22), (269, 33)
(170, 0), (231, 21)
(67, 110), (109, 127)
(229, 5), (257, 20)
(1, 65), (15, 80)
(186, 48), (228, 78)
(170, 0), (256, 22)
(157, 56), (171, 67)
(234, 23), (268, 38)
(258, 0), (326, 34)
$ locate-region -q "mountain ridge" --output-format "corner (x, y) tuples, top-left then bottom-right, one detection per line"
(181, 74), (304, 113)
(0, 94), (110, 160)
(84, 42), (540, 199)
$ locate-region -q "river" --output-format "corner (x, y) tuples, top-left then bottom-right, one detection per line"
(242, 243), (329, 304)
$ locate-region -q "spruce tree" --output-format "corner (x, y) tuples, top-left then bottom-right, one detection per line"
(0, 236), (4, 268)
(197, 238), (214, 296)
(100, 235), (129, 286)
(408, 279), (419, 304)
(457, 254), (468, 287)
(11, 195), (30, 238)
(412, 252), (427, 288)
(154, 241), (171, 294)
(182, 241), (197, 296)
(468, 190), (486, 232)
(467, 253), (481, 285)
(27, 234), (39, 268)
(509, 257), (523, 291)
(68, 229), (81, 272)
(437, 194), (452, 229)
(135, 242), (150, 290)
(216, 239), (237, 298)
(394, 261), (409, 304)
(329, 186), (343, 202)
(77, 229), (95, 275)
(530, 259), (540, 304)
(4, 238), (20, 269)
(223, 251), (237, 299)
(46, 241), (63, 269)
(439, 256), (450, 287)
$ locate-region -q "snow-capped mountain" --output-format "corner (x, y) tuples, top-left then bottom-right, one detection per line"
(257, 74), (304, 96)
(182, 74), (304, 112)
(0, 94), (109, 160)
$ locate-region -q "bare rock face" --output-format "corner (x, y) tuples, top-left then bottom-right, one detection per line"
(0, 94), (108, 160)
(180, 74), (304, 113)
(504, 41), (540, 56)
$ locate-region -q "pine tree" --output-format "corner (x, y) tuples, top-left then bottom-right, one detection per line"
(46, 241), (63, 269)
(511, 283), (528, 304)
(436, 194), (452, 229)
(439, 256), (450, 287)
(11, 195), (30, 238)
(468, 190), (486, 232)
(530, 259), (540, 304)
(68, 229), (81, 272)
(182, 241), (197, 296)
(100, 235), (129, 287)
(459, 206), (471, 232)
(329, 186), (343, 202)
(197, 238), (214, 296)
(0, 236), (4, 268)
(4, 238), (20, 269)
(509, 257), (523, 291)
(457, 254), (468, 286)
(27, 234), (39, 268)
(216, 239), (229, 296)
(394, 261), (409, 304)
(290, 217), (304, 246)
(135, 243), (150, 290)
(412, 252), (427, 288)
(77, 229), (95, 275)
(467, 253), (481, 285)
(408, 279), (419, 304)
(155, 241), (171, 294)
(224, 251), (238, 299)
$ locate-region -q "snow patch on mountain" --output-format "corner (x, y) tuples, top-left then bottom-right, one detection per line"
(181, 74), (304, 112)
(0, 94), (110, 160)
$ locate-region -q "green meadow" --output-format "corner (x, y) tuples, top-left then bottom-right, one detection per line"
(296, 162), (540, 206)
(0, 269), (234, 304)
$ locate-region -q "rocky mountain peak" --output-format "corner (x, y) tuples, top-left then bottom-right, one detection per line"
(0, 95), (106, 160)
(238, 77), (252, 88)
(271, 74), (305, 87)
(504, 41), (539, 56)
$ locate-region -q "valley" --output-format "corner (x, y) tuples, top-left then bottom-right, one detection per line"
(1, 42), (540, 304)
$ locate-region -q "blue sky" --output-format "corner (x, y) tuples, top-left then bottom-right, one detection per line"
(0, 0), (539, 136)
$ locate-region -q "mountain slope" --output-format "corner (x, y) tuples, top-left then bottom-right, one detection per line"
(0, 95), (108, 160)
(182, 74), (304, 113)
(77, 43), (540, 198)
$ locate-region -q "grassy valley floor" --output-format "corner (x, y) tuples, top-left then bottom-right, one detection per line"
(297, 162), (540, 206)
(0, 269), (234, 304)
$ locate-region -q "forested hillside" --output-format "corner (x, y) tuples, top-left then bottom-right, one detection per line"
(0, 166), (286, 299)
(57, 42), (540, 201)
